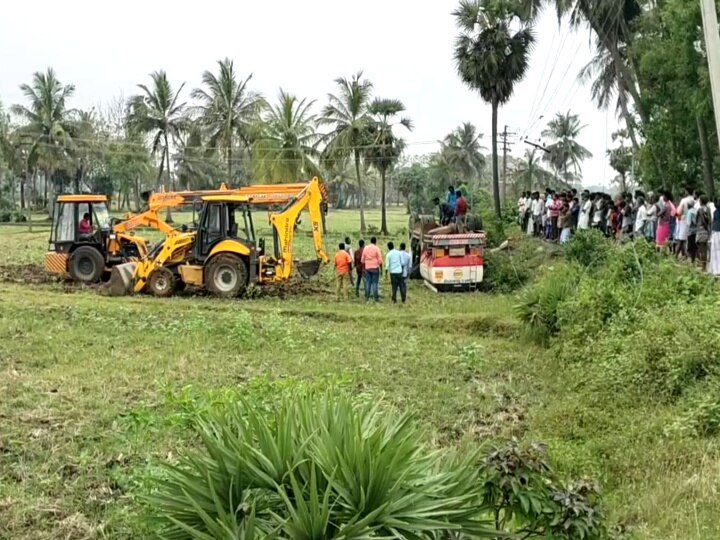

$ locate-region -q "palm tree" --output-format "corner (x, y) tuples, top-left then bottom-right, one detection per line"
(252, 89), (320, 183)
(127, 70), (187, 192)
(441, 122), (486, 192)
(541, 111), (593, 182)
(319, 72), (374, 233)
(69, 109), (100, 192)
(453, 0), (535, 219)
(175, 122), (223, 190)
(191, 58), (265, 183)
(11, 68), (75, 206)
(578, 36), (639, 151)
(366, 98), (413, 235)
(513, 148), (554, 192)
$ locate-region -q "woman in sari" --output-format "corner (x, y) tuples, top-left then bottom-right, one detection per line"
(645, 194), (658, 242)
(709, 199), (720, 276)
(656, 192), (672, 248)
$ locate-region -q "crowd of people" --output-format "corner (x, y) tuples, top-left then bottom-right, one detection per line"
(517, 186), (720, 274)
(333, 236), (412, 304)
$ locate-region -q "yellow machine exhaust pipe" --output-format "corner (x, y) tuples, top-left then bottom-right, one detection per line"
(104, 262), (137, 296)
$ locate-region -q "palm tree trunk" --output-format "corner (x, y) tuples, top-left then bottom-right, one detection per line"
(354, 148), (366, 233)
(380, 167), (388, 235)
(697, 115), (716, 199)
(617, 86), (640, 152)
(227, 143), (232, 184)
(163, 137), (174, 223)
(134, 176), (141, 212)
(155, 155), (165, 189)
(491, 101), (502, 220)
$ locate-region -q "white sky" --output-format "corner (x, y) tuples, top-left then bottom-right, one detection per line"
(0, 0), (618, 187)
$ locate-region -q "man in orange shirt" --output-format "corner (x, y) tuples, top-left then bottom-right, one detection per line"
(360, 236), (382, 302)
(334, 242), (353, 300)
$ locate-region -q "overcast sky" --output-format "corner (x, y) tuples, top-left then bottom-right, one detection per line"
(0, 0), (619, 187)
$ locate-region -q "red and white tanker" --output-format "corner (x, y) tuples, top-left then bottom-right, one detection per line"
(410, 216), (485, 291)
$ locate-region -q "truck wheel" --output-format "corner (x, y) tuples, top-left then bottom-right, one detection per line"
(69, 246), (105, 283)
(147, 267), (177, 298)
(205, 254), (248, 298)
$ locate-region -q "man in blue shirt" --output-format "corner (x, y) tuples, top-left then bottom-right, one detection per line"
(385, 241), (407, 304)
(446, 186), (457, 211)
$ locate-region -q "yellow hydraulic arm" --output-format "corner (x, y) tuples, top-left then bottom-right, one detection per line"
(269, 177), (330, 281)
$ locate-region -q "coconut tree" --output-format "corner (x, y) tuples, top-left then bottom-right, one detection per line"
(366, 98), (413, 235)
(319, 72), (374, 233)
(441, 122), (486, 193)
(127, 70), (187, 191)
(191, 58), (265, 183)
(252, 89), (320, 183)
(453, 0), (535, 220)
(175, 121), (223, 191)
(541, 111), (593, 182)
(513, 148), (554, 192)
(11, 68), (75, 207)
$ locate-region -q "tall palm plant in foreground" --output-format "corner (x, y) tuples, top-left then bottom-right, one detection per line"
(252, 89), (320, 183)
(320, 71), (373, 233)
(127, 70), (187, 191)
(191, 58), (264, 183)
(541, 111), (593, 182)
(366, 98), (412, 235)
(11, 68), (75, 204)
(453, 0), (535, 219)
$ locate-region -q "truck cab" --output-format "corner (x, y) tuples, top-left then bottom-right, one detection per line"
(45, 195), (145, 283)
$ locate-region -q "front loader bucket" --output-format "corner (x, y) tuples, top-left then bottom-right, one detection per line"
(104, 262), (137, 296)
(297, 260), (322, 279)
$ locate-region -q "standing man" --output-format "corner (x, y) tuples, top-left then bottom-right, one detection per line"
(447, 185), (457, 211)
(434, 197), (455, 226)
(334, 242), (353, 300)
(455, 191), (469, 232)
(361, 236), (383, 302)
(385, 242), (406, 304)
(353, 239), (365, 297)
(399, 242), (411, 301)
(345, 236), (355, 289)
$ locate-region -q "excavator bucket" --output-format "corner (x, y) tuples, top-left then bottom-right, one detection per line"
(297, 259), (322, 278)
(105, 262), (137, 296)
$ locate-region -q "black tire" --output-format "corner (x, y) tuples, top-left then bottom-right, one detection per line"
(69, 246), (105, 283)
(205, 254), (248, 298)
(147, 267), (177, 298)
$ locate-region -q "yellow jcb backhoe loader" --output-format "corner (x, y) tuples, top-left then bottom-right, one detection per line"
(47, 181), (327, 284)
(108, 177), (329, 298)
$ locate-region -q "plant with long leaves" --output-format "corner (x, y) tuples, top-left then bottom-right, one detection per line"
(191, 58), (265, 183)
(453, 0), (535, 220)
(127, 70), (187, 191)
(11, 68), (76, 204)
(366, 98), (413, 235)
(541, 111), (593, 184)
(319, 71), (374, 233)
(513, 148), (554, 193)
(148, 392), (497, 539)
(441, 122), (486, 191)
(252, 89), (320, 183)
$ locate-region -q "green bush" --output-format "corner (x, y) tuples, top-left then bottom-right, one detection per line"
(12, 211), (27, 223)
(514, 264), (579, 343)
(0, 210), (11, 223)
(148, 392), (497, 539)
(481, 249), (531, 293)
(564, 229), (611, 268)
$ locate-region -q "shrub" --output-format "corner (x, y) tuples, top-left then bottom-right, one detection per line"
(564, 229), (611, 268)
(12, 211), (27, 223)
(148, 392), (497, 539)
(481, 250), (531, 294)
(0, 210), (11, 223)
(515, 264), (579, 343)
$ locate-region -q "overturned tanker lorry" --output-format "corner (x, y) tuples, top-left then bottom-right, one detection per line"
(409, 215), (485, 292)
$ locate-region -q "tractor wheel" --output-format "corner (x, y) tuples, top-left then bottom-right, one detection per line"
(205, 254), (248, 298)
(69, 246), (105, 283)
(147, 267), (177, 298)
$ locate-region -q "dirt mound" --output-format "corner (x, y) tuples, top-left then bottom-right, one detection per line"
(246, 275), (330, 300)
(0, 264), (53, 285)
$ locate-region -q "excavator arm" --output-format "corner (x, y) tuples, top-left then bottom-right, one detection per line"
(269, 177), (329, 280)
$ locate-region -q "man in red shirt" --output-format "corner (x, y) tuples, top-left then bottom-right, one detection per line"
(455, 193), (468, 232)
(353, 239), (365, 297)
(334, 242), (353, 300)
(360, 236), (382, 302)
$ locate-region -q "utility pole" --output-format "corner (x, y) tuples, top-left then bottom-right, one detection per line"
(500, 126), (517, 202)
(701, 0), (720, 153)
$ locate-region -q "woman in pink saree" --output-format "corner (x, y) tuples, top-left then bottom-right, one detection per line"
(656, 191), (673, 248)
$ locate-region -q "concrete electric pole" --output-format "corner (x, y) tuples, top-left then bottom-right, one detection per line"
(700, 0), (720, 153)
(500, 126), (517, 202)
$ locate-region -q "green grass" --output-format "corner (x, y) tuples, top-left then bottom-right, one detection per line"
(0, 208), (719, 539)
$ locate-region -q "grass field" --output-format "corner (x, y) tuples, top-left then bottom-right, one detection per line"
(1, 207), (719, 539)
